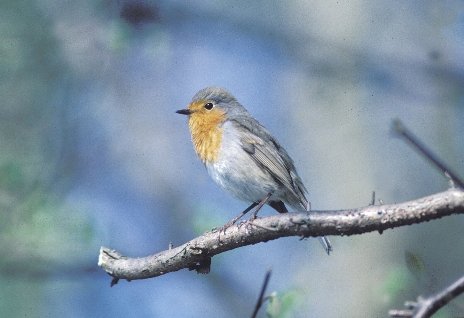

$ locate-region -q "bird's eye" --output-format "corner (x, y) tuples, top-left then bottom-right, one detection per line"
(204, 103), (214, 110)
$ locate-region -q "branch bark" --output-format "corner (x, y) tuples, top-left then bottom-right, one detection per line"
(98, 188), (464, 284)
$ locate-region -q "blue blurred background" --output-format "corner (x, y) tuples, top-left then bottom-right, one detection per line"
(1, 1), (464, 317)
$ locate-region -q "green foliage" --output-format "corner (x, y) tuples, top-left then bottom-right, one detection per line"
(0, 0), (98, 280)
(405, 251), (429, 287)
(382, 267), (411, 297)
(0, 162), (24, 194)
(266, 288), (303, 318)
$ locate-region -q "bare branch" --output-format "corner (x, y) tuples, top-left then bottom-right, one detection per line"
(251, 269), (272, 318)
(389, 273), (464, 318)
(98, 188), (464, 283)
(392, 119), (464, 189)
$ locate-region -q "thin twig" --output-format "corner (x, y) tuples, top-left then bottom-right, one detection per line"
(389, 274), (464, 318)
(392, 119), (464, 189)
(251, 269), (272, 318)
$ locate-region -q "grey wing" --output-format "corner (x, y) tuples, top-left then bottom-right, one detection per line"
(232, 119), (331, 254)
(231, 118), (308, 204)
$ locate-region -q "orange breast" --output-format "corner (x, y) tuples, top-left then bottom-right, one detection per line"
(188, 107), (226, 163)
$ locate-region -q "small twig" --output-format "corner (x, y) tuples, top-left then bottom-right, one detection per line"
(388, 309), (414, 317)
(392, 119), (464, 189)
(251, 269), (272, 318)
(389, 273), (464, 317)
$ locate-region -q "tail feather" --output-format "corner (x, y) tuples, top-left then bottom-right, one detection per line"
(299, 198), (333, 255)
(318, 236), (332, 255)
(271, 197), (333, 255)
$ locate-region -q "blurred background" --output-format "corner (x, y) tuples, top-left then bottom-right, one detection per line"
(1, 0), (463, 317)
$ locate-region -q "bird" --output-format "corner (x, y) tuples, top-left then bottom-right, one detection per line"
(176, 86), (332, 254)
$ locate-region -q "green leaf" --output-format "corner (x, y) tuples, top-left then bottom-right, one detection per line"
(266, 288), (302, 318)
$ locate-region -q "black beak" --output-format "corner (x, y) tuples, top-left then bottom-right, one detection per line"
(176, 109), (192, 115)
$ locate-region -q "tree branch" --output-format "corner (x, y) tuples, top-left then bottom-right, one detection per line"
(251, 269), (272, 318)
(389, 273), (464, 318)
(392, 119), (464, 189)
(98, 188), (464, 284)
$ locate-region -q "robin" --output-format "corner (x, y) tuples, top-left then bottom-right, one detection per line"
(176, 87), (332, 254)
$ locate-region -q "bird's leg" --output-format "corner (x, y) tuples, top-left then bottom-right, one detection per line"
(216, 202), (258, 245)
(222, 202), (258, 231)
(215, 202), (256, 243)
(239, 192), (273, 235)
(216, 193), (273, 243)
(248, 192), (273, 221)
